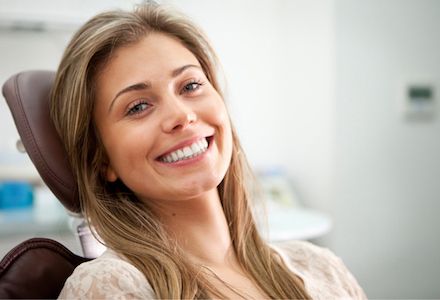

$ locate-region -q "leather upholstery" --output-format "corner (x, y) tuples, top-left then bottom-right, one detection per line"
(0, 238), (90, 299)
(1, 71), (90, 298)
(2, 70), (79, 213)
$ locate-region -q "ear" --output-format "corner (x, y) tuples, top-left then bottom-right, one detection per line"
(105, 164), (118, 182)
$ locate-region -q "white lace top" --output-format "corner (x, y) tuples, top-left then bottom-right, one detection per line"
(58, 240), (366, 299)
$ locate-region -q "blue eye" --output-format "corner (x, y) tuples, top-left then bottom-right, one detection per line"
(126, 100), (150, 116)
(182, 81), (204, 94)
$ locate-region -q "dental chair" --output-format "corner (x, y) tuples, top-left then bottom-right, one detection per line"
(0, 71), (101, 298)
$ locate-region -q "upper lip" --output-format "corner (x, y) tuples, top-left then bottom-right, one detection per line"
(156, 135), (212, 159)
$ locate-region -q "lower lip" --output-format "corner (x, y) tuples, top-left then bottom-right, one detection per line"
(157, 139), (213, 167)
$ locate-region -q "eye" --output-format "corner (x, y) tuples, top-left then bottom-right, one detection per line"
(181, 80), (204, 94)
(126, 100), (151, 116)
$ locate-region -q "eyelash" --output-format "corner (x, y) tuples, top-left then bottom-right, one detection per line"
(181, 80), (205, 94)
(125, 80), (205, 116)
(126, 99), (150, 116)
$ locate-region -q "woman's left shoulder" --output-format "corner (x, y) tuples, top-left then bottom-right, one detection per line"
(271, 240), (367, 299)
(272, 240), (339, 266)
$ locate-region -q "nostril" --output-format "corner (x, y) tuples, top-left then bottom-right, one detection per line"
(169, 113), (196, 132)
(171, 123), (183, 131)
(161, 104), (196, 133)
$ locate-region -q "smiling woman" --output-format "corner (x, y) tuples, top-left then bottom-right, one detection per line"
(94, 33), (232, 203)
(50, 2), (365, 299)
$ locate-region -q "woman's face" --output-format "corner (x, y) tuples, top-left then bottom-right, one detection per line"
(93, 33), (233, 204)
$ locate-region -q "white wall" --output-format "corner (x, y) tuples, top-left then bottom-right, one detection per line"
(166, 0), (335, 211)
(0, 0), (335, 270)
(332, 0), (440, 298)
(2, 0), (440, 298)
(0, 0), (335, 211)
(0, 0), (139, 170)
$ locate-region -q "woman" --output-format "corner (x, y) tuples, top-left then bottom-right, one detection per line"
(52, 3), (365, 299)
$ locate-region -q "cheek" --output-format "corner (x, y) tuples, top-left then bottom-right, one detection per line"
(211, 102), (233, 162)
(204, 97), (230, 129)
(216, 103), (232, 143)
(102, 124), (156, 174)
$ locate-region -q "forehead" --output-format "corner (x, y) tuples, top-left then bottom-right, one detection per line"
(110, 32), (199, 66)
(95, 32), (201, 97)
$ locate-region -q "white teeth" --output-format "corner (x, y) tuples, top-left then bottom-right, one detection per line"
(183, 146), (192, 157)
(160, 137), (209, 163)
(171, 152), (178, 161)
(191, 143), (200, 153)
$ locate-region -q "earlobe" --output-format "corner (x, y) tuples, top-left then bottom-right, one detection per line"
(106, 165), (118, 182)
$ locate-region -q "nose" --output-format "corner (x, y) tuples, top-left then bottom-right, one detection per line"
(161, 96), (197, 133)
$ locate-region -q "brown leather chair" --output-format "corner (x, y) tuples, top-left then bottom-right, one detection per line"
(0, 238), (89, 298)
(0, 71), (93, 298)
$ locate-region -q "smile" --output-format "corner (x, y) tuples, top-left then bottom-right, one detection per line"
(159, 137), (209, 163)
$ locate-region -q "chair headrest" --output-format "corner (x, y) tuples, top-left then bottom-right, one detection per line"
(2, 70), (80, 213)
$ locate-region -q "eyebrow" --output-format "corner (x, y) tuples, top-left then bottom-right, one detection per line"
(108, 64), (202, 113)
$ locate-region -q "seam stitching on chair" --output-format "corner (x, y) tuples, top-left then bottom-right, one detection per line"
(0, 238), (88, 277)
(13, 72), (72, 193)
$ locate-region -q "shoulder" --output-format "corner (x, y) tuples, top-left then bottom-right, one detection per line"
(58, 249), (155, 299)
(272, 240), (367, 299)
(272, 240), (337, 270)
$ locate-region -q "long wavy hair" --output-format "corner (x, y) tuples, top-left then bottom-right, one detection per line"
(50, 3), (311, 299)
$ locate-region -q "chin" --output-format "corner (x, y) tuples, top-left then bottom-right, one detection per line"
(174, 173), (223, 198)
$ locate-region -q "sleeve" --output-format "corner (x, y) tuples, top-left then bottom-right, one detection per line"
(58, 257), (155, 299)
(275, 240), (367, 300)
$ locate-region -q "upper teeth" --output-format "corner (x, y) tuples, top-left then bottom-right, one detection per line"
(160, 138), (209, 163)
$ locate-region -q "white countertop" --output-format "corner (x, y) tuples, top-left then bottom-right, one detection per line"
(261, 202), (333, 241)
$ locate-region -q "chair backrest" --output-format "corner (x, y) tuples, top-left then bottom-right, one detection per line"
(0, 238), (90, 299)
(2, 70), (80, 213)
(1, 71), (101, 297)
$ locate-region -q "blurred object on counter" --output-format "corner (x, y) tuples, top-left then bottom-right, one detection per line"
(0, 181), (33, 210)
(257, 166), (300, 207)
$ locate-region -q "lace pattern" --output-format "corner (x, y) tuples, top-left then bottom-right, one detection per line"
(58, 250), (154, 299)
(58, 241), (366, 299)
(272, 241), (367, 299)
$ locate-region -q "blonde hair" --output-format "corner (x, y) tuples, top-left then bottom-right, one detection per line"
(50, 3), (311, 299)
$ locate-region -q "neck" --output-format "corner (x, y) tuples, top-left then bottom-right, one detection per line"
(150, 189), (237, 267)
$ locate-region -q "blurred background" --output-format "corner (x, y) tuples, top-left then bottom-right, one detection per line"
(0, 0), (439, 298)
